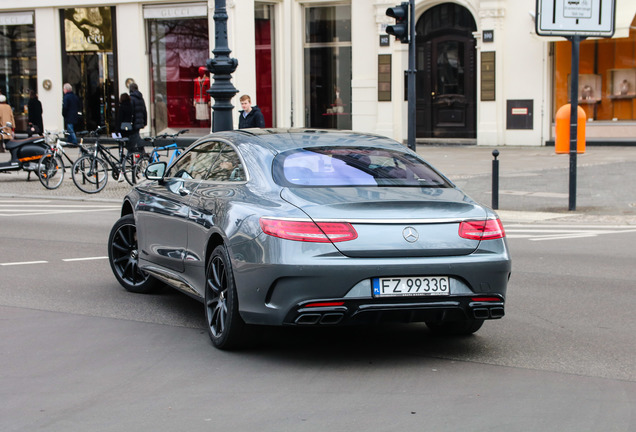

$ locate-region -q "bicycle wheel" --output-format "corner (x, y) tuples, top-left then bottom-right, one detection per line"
(72, 155), (108, 194)
(134, 154), (151, 182)
(38, 153), (65, 189)
(123, 152), (149, 185)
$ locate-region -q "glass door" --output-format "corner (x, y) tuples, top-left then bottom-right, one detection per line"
(60, 7), (118, 132)
(303, 4), (352, 130)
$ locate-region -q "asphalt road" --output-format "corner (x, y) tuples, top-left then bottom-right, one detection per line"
(1, 197), (635, 431)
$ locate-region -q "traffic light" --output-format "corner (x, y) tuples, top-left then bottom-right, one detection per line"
(386, 2), (409, 44)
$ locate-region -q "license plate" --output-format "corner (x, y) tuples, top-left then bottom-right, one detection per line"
(372, 276), (450, 297)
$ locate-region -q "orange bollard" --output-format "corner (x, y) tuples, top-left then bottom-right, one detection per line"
(555, 104), (586, 154)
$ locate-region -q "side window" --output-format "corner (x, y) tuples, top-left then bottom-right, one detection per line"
(205, 145), (245, 182)
(167, 141), (224, 180)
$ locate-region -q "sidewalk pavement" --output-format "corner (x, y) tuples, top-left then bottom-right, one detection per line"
(2, 142), (636, 225)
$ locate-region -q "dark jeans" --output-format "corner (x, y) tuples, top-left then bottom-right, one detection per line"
(126, 131), (143, 153)
(66, 123), (78, 144)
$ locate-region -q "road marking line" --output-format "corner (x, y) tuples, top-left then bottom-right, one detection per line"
(1, 261), (48, 266)
(0, 208), (119, 217)
(0, 200), (52, 203)
(0, 204), (117, 208)
(506, 226), (636, 241)
(506, 224), (636, 229)
(62, 256), (108, 262)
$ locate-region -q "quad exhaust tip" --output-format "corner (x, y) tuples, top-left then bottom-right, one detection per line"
(295, 313), (344, 325)
(472, 307), (505, 320)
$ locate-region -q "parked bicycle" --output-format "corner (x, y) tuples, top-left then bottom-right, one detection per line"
(122, 129), (189, 184)
(37, 130), (87, 189)
(71, 126), (135, 193)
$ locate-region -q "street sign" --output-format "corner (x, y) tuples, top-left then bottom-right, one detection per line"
(536, 0), (615, 37)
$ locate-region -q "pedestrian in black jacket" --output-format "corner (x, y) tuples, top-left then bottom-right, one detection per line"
(129, 82), (147, 150)
(62, 83), (81, 144)
(238, 94), (265, 129)
(28, 90), (43, 136)
(118, 93), (135, 151)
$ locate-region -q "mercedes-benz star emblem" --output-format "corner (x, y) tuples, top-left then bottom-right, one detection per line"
(402, 227), (419, 243)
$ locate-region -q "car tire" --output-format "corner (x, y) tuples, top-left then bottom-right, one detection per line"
(108, 214), (159, 294)
(204, 245), (246, 350)
(425, 318), (484, 336)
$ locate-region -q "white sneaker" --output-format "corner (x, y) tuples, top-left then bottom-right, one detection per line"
(117, 172), (125, 182)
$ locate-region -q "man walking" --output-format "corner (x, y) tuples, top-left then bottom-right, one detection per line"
(62, 83), (81, 144)
(238, 94), (265, 129)
(129, 82), (147, 150)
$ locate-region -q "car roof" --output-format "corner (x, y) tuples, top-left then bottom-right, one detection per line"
(206, 128), (406, 155)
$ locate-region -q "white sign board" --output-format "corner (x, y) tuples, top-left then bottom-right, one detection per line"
(536, 0), (615, 37)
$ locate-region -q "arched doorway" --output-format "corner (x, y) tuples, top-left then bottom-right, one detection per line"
(416, 4), (477, 138)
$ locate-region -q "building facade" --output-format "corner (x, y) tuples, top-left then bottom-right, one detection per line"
(1, 0), (635, 145)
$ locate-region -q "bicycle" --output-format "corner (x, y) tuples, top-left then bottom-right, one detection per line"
(71, 126), (135, 193)
(122, 129), (189, 184)
(37, 130), (87, 189)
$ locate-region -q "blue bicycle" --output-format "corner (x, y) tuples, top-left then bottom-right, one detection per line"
(123, 129), (189, 184)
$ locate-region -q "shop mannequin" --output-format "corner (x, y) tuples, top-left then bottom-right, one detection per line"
(194, 66), (210, 121)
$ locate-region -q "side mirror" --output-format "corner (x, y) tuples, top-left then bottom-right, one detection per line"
(145, 161), (167, 181)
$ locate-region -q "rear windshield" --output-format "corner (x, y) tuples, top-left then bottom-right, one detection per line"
(272, 147), (451, 187)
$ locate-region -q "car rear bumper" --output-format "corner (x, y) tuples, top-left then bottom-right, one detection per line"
(231, 236), (511, 326)
(286, 295), (505, 326)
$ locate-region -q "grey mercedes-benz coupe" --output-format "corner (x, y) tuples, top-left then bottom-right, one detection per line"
(108, 129), (511, 349)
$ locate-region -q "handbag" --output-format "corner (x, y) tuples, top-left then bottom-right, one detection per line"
(120, 122), (133, 131)
(195, 102), (209, 120)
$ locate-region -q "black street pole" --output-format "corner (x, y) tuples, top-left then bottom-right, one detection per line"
(407, 0), (416, 151)
(492, 149), (499, 210)
(207, 0), (239, 132)
(568, 35), (582, 211)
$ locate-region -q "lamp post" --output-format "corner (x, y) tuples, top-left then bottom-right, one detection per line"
(206, 0), (239, 132)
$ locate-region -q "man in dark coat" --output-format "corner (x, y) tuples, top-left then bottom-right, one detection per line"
(238, 94), (265, 129)
(28, 90), (43, 136)
(62, 83), (81, 144)
(129, 82), (147, 150)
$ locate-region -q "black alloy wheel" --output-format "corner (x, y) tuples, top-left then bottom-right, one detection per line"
(204, 245), (246, 349)
(108, 214), (158, 293)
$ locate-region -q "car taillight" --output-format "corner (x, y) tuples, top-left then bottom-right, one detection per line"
(458, 219), (505, 240)
(260, 218), (358, 243)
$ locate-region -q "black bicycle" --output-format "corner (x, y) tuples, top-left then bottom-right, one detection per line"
(71, 126), (135, 193)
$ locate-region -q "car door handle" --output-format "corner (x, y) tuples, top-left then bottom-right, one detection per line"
(178, 186), (191, 196)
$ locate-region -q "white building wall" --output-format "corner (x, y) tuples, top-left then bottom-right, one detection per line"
(228, 0), (256, 129)
(475, 0), (505, 146)
(500, 0), (545, 146)
(351, 0), (379, 133)
(117, 3), (150, 135)
(34, 8), (63, 132)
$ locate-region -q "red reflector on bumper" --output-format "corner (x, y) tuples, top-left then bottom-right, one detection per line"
(471, 297), (502, 302)
(303, 302), (345, 308)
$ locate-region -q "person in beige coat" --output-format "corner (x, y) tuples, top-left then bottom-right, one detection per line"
(0, 94), (15, 152)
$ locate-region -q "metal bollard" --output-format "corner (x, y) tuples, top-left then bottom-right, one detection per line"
(492, 150), (499, 210)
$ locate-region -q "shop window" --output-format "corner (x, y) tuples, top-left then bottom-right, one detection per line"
(60, 7), (117, 132)
(0, 13), (36, 133)
(553, 14), (636, 122)
(304, 4), (352, 130)
(148, 18), (210, 133)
